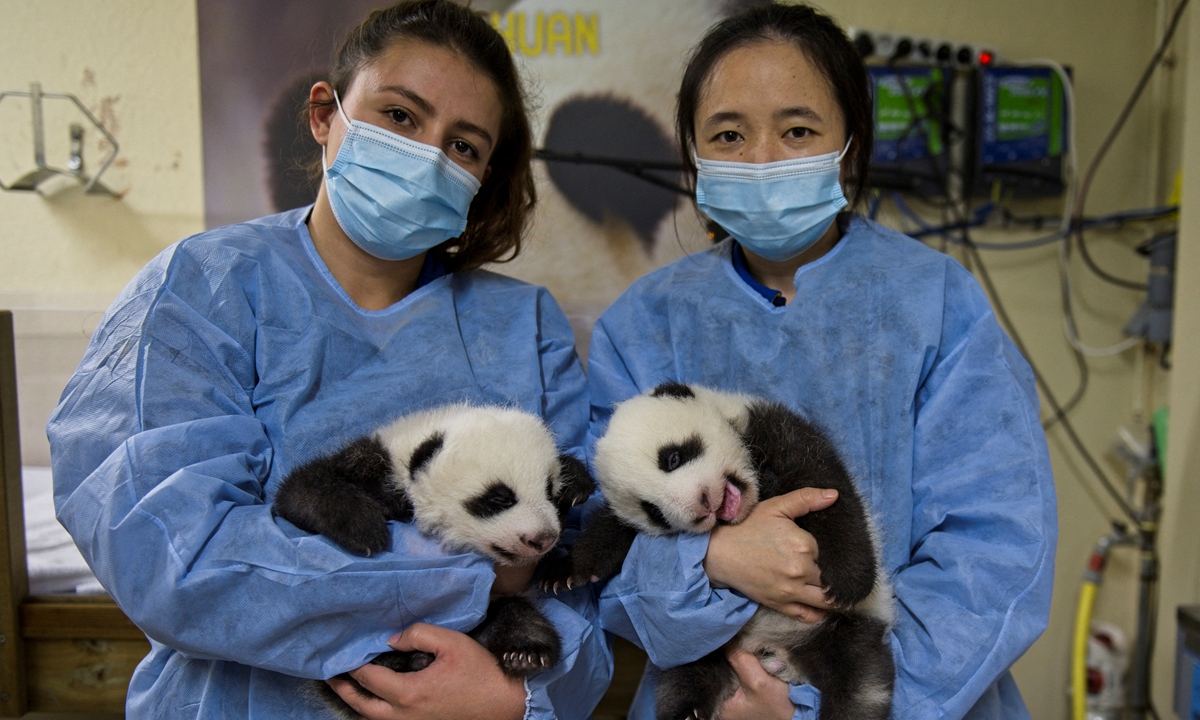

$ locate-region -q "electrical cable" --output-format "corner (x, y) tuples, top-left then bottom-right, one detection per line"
(884, 58), (1133, 519)
(534, 148), (690, 196)
(1039, 58), (1148, 358)
(1070, 0), (1190, 290)
(901, 204), (1177, 248)
(961, 236), (1140, 524)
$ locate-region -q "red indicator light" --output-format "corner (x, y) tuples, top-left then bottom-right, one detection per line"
(979, 50), (994, 65)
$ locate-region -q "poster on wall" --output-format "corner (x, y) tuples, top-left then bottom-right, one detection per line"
(197, 0), (754, 346)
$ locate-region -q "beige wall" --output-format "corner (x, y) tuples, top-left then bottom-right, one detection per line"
(1, 1), (1196, 718)
(1154, 2), (1200, 714)
(0, 0), (205, 465)
(0, 0), (205, 310)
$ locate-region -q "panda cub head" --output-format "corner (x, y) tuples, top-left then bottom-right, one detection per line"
(379, 406), (570, 565)
(593, 382), (759, 535)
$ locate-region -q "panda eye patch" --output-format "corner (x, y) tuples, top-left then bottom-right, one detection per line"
(465, 482), (519, 518)
(640, 500), (673, 531)
(658, 435), (704, 473)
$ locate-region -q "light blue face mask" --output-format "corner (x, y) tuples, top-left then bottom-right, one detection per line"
(695, 139), (851, 262)
(323, 92), (482, 261)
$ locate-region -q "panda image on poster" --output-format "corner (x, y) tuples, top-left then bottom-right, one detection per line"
(272, 404), (595, 719)
(541, 383), (895, 720)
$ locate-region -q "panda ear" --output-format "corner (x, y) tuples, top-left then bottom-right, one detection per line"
(650, 382), (695, 400)
(408, 432), (445, 479)
(553, 455), (596, 518)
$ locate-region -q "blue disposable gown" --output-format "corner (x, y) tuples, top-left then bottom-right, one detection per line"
(47, 208), (612, 719)
(588, 215), (1056, 719)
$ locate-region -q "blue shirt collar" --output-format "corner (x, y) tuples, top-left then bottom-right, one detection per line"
(728, 212), (853, 308)
(731, 242), (787, 307)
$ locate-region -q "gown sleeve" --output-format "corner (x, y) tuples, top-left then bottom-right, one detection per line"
(587, 315), (757, 670)
(522, 290), (614, 720)
(47, 248), (498, 680)
(887, 265), (1056, 718)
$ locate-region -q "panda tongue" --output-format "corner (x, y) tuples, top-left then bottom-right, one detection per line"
(716, 481), (742, 521)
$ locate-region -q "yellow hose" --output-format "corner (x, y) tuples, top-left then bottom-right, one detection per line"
(1072, 581), (1098, 720)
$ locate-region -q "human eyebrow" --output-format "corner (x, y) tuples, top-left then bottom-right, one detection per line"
(377, 85), (436, 116)
(775, 106), (824, 123)
(451, 120), (494, 152)
(376, 85), (493, 152)
(702, 110), (745, 129)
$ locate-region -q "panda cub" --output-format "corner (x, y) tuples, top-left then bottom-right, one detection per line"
(273, 404), (594, 718)
(541, 383), (895, 720)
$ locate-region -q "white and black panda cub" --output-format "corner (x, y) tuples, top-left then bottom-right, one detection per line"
(540, 382), (895, 720)
(272, 404), (595, 718)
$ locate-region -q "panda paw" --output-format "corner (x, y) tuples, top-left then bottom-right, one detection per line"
(659, 703), (716, 720)
(818, 561), (877, 609)
(500, 649), (556, 676)
(554, 455), (596, 517)
(322, 511), (392, 557)
(537, 554), (591, 594)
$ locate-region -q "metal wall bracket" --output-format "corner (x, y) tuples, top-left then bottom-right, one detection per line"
(0, 82), (120, 197)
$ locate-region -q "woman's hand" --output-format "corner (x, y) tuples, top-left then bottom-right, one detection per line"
(717, 649), (795, 720)
(491, 562), (536, 597)
(703, 487), (838, 622)
(327, 623), (526, 720)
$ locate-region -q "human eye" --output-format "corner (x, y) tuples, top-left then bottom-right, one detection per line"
(784, 126), (812, 140)
(450, 139), (479, 160)
(386, 108), (413, 127)
(713, 130), (743, 144)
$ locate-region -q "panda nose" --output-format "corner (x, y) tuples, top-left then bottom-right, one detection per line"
(522, 532), (557, 554)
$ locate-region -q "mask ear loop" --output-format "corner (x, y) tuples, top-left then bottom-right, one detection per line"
(322, 90), (354, 173)
(837, 136), (854, 161)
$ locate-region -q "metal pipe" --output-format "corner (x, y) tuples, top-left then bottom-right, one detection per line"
(30, 82), (45, 168)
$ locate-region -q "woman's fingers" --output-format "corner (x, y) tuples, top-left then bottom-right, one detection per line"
(328, 671), (396, 719)
(777, 601), (830, 623)
(761, 487), (838, 520)
(727, 649), (772, 691)
(719, 649), (794, 720)
(388, 621), (448, 653)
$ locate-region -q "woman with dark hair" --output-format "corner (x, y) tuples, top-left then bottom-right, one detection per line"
(47, 2), (610, 718)
(589, 3), (1055, 719)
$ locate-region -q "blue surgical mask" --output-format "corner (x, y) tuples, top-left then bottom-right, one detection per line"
(695, 139), (851, 262)
(323, 92), (482, 261)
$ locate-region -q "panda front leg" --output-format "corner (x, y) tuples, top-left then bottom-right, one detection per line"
(274, 435), (411, 556)
(469, 595), (562, 677)
(539, 505), (638, 592)
(656, 650), (739, 720)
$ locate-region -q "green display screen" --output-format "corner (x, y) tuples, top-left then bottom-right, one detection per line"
(994, 73), (1063, 154)
(873, 69), (944, 155)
